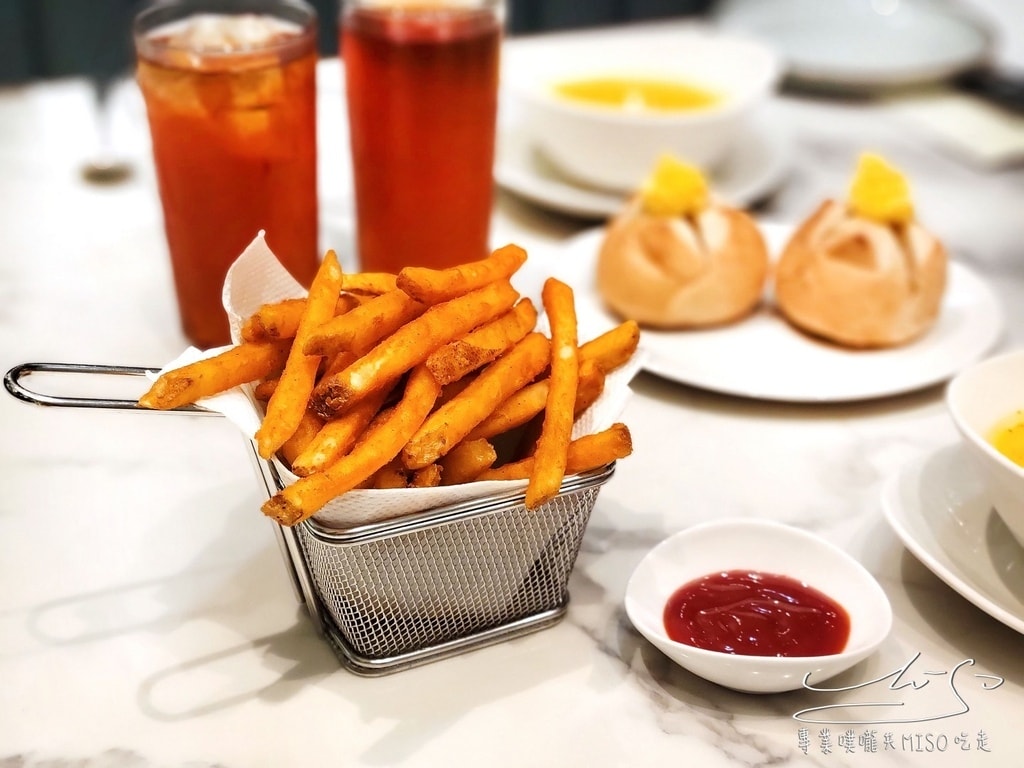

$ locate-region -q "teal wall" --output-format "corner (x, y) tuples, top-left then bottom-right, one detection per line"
(0, 0), (708, 84)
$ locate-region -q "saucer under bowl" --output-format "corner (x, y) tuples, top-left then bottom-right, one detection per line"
(624, 519), (892, 694)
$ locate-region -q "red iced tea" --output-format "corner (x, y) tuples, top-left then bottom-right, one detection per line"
(342, 3), (502, 273)
(136, 9), (319, 348)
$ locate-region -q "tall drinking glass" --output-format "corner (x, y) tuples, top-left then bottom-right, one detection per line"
(341, 0), (504, 273)
(134, 0), (320, 349)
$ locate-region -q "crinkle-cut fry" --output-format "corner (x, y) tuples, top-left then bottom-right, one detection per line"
(425, 299), (537, 385)
(372, 459), (409, 489)
(241, 295), (358, 343)
(440, 438), (497, 485)
(339, 271), (397, 295)
(138, 339), (291, 410)
(312, 280), (519, 419)
(279, 409), (325, 467)
(578, 320), (640, 373)
(410, 464), (442, 488)
(401, 332), (550, 470)
(262, 365), (441, 526)
(289, 383), (394, 477)
(396, 244), (527, 304)
(478, 423), (633, 482)
(466, 358), (604, 441)
(255, 250), (344, 460)
(526, 278), (579, 509)
(303, 289), (426, 359)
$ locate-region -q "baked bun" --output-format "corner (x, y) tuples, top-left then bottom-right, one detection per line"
(597, 201), (769, 328)
(774, 155), (947, 348)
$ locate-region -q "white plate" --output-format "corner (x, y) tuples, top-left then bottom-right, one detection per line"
(714, 0), (992, 89)
(881, 443), (1024, 635)
(494, 108), (790, 220)
(519, 223), (1004, 402)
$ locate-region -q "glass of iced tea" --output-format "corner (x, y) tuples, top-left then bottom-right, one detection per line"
(134, 0), (320, 349)
(340, 0), (504, 273)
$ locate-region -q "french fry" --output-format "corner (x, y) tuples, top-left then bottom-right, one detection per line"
(526, 278), (579, 508)
(262, 364), (441, 525)
(466, 358), (604, 441)
(303, 289), (426, 359)
(571, 359), (606, 417)
(241, 295), (358, 343)
(396, 244), (527, 304)
(372, 459), (409, 489)
(255, 250), (344, 460)
(440, 438), (497, 485)
(402, 332), (550, 469)
(578, 320), (640, 373)
(312, 280), (519, 419)
(138, 339), (291, 410)
(339, 271), (397, 295)
(478, 423), (633, 482)
(437, 373), (478, 407)
(279, 409), (325, 467)
(410, 464), (442, 488)
(425, 299), (537, 385)
(289, 383), (394, 477)
(253, 377), (278, 401)
(323, 350), (358, 379)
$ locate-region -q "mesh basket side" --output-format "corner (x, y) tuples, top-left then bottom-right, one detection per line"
(296, 484), (600, 659)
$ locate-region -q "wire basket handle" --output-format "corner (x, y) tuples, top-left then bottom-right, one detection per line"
(3, 362), (211, 414)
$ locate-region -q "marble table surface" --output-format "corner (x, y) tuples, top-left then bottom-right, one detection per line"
(2, 17), (1024, 768)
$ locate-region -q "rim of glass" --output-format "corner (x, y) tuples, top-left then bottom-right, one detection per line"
(134, 0), (317, 54)
(339, 0), (506, 19)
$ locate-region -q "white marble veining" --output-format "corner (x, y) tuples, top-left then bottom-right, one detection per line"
(3, 14), (1024, 768)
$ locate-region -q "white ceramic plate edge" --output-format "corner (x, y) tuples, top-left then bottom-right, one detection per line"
(881, 443), (1024, 635)
(494, 111), (790, 219)
(713, 0), (992, 89)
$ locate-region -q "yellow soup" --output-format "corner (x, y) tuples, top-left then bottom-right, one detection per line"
(553, 77), (720, 112)
(988, 410), (1024, 467)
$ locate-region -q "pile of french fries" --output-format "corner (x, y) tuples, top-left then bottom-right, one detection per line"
(138, 244), (638, 526)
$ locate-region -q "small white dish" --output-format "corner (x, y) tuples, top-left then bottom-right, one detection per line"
(516, 223), (1004, 403)
(946, 349), (1024, 548)
(882, 442), (1024, 635)
(494, 108), (791, 220)
(714, 0), (991, 89)
(501, 27), (780, 191)
(624, 519), (892, 693)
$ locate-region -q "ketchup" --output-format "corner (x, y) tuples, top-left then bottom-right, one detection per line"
(663, 570), (850, 657)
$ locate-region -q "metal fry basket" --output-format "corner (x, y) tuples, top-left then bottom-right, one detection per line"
(6, 362), (613, 675)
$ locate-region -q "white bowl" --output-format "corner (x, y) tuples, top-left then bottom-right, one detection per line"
(501, 28), (781, 192)
(624, 519), (892, 694)
(946, 349), (1024, 549)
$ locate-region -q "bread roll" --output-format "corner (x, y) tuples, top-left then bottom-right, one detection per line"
(774, 200), (947, 348)
(596, 200), (769, 328)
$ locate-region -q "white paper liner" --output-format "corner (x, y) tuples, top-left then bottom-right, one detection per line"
(155, 231), (641, 530)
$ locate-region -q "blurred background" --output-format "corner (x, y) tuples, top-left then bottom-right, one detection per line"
(1, 1), (1019, 107)
(0, 0), (715, 84)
